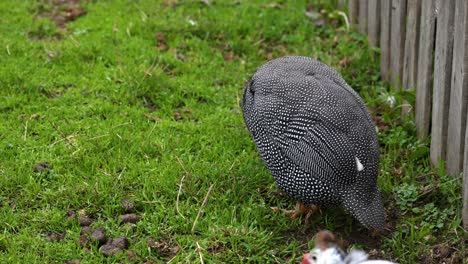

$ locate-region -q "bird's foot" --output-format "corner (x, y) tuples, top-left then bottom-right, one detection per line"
(271, 202), (319, 223)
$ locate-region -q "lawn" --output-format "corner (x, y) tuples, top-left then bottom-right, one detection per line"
(0, 0), (466, 263)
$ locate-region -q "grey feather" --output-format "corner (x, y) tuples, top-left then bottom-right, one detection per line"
(242, 56), (384, 229)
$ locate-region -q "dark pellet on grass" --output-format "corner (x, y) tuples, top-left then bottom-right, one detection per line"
(80, 226), (92, 235)
(78, 216), (94, 226)
(100, 237), (129, 256)
(127, 250), (138, 261)
(147, 238), (179, 257)
(46, 231), (66, 242)
(119, 214), (140, 224)
(33, 162), (52, 173)
(121, 198), (135, 213)
(90, 227), (107, 245)
(66, 210), (76, 220)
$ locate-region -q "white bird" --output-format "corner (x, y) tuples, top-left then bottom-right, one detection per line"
(301, 230), (396, 264)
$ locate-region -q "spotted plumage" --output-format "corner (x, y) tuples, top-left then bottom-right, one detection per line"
(242, 56), (384, 229)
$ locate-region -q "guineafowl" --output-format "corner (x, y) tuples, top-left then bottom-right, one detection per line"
(301, 230), (396, 264)
(241, 56), (384, 230)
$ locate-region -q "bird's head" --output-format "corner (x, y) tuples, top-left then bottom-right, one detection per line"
(302, 247), (345, 264)
(301, 230), (345, 264)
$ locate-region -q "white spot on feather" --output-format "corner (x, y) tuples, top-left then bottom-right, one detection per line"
(356, 157), (364, 172)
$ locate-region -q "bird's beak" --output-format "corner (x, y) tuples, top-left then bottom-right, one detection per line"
(301, 253), (310, 264)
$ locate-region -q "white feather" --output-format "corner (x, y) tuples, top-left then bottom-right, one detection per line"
(355, 157), (364, 172)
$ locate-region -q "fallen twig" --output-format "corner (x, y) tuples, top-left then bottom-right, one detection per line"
(196, 241), (204, 264)
(175, 155), (191, 219)
(191, 183), (214, 233)
(176, 174), (186, 219)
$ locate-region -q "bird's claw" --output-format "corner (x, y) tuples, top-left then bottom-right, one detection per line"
(271, 202), (319, 223)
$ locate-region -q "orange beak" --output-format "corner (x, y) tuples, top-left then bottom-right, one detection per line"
(301, 253), (310, 264)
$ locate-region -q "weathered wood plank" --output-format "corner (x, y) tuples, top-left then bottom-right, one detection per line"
(463, 112), (468, 229)
(447, 0), (468, 175)
(380, 0), (391, 80)
(349, 0), (359, 24)
(359, 0), (368, 34)
(415, 0), (436, 140)
(430, 0), (455, 167)
(367, 0), (380, 46)
(337, 0), (347, 10)
(401, 0), (421, 116)
(390, 0), (407, 87)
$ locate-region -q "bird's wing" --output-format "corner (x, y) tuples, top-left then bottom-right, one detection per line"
(278, 119), (358, 182)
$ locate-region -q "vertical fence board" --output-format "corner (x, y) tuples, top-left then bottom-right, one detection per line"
(359, 0), (368, 33)
(415, 0), (436, 139)
(367, 0), (380, 46)
(337, 0), (347, 10)
(464, 113), (468, 229)
(430, 0), (455, 167)
(349, 0), (359, 24)
(447, 0), (468, 175)
(402, 0), (421, 115)
(390, 0), (407, 87)
(380, 0), (391, 80)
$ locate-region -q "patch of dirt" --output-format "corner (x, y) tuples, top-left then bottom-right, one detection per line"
(217, 43), (238, 62)
(141, 96), (158, 112)
(172, 109), (194, 121)
(33, 162), (52, 173)
(37, 0), (86, 30)
(144, 113), (161, 123)
(420, 243), (462, 264)
(46, 231), (66, 242)
(121, 198), (136, 213)
(372, 114), (390, 132)
(155, 32), (169, 51)
(39, 84), (75, 98)
(176, 52), (187, 62)
(207, 241), (231, 255)
(341, 228), (383, 250)
(66, 210), (77, 220)
(126, 250), (138, 262)
(147, 238), (180, 258)
(383, 197), (400, 233)
(280, 228), (316, 252)
(162, 0), (180, 8)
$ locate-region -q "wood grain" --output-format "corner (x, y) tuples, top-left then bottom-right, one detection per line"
(348, 0), (359, 24)
(401, 0), (421, 116)
(359, 0), (368, 33)
(447, 0), (468, 175)
(463, 112), (468, 229)
(430, 0), (455, 167)
(367, 0), (380, 46)
(390, 0), (407, 87)
(415, 0), (436, 139)
(379, 0), (391, 80)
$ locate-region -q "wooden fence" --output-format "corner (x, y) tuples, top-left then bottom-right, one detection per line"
(345, 0), (468, 228)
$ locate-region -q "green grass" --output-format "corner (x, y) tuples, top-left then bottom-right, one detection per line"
(0, 0), (466, 263)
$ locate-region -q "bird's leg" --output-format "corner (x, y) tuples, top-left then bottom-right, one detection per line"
(271, 202), (319, 222)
